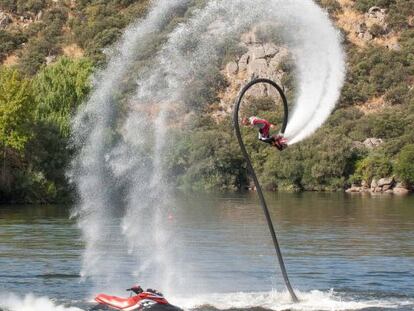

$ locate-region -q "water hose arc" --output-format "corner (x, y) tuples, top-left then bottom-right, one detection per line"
(233, 78), (299, 303)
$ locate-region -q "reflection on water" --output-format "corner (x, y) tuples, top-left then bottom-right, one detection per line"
(0, 193), (413, 310)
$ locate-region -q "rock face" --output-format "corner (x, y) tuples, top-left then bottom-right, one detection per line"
(215, 29), (290, 119)
(354, 6), (388, 42)
(236, 39), (289, 94)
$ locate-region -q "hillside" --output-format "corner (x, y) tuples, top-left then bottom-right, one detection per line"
(0, 0), (413, 202)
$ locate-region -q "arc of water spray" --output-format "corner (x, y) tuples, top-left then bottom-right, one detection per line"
(72, 0), (345, 295)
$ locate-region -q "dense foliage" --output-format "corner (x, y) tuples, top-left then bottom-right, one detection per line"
(0, 57), (92, 202)
(0, 0), (151, 71)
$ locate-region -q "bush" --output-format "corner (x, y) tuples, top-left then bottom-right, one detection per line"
(369, 23), (385, 37)
(318, 0), (342, 14)
(0, 67), (34, 152)
(387, 0), (414, 30)
(16, 0), (46, 14)
(354, 0), (395, 12)
(0, 67), (34, 196)
(385, 85), (410, 105)
(0, 0), (16, 11)
(354, 153), (393, 183)
(18, 46), (48, 75)
(167, 123), (245, 191)
(0, 29), (27, 61)
(394, 144), (414, 185)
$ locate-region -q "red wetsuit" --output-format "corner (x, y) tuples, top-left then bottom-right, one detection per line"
(249, 116), (272, 140)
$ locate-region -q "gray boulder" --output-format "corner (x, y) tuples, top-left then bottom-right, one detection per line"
(263, 43), (278, 58)
(241, 31), (259, 44)
(346, 185), (361, 193)
(238, 54), (250, 71)
(378, 177), (394, 187)
(355, 22), (367, 34)
(251, 46), (266, 60)
(395, 182), (408, 189)
(363, 137), (383, 149)
(226, 62), (238, 76)
(371, 178), (378, 189)
(393, 182), (410, 195)
(382, 184), (392, 191)
(363, 32), (373, 41)
(367, 6), (386, 23)
(247, 58), (268, 77)
(387, 43), (401, 51)
(393, 187), (409, 195)
(374, 186), (382, 193)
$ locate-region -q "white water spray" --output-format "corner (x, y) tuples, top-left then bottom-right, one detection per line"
(72, 0), (345, 294)
(0, 293), (82, 311)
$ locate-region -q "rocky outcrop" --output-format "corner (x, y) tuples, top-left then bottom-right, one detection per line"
(377, 177), (394, 187)
(363, 137), (383, 149)
(235, 31), (289, 90)
(352, 137), (383, 150)
(393, 183), (410, 195)
(0, 10), (12, 29)
(214, 30), (290, 119)
(346, 177), (411, 195)
(367, 7), (386, 23)
(354, 6), (388, 42)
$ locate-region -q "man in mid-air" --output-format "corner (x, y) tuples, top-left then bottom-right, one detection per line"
(242, 116), (288, 150)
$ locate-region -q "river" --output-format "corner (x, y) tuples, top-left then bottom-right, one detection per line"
(0, 192), (413, 311)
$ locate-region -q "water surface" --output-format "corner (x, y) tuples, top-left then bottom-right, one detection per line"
(0, 192), (413, 310)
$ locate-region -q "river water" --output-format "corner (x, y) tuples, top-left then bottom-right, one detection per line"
(0, 192), (413, 311)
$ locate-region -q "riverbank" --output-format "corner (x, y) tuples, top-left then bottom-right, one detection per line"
(346, 177), (412, 195)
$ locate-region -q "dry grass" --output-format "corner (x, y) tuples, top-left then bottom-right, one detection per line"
(357, 96), (387, 114)
(2, 54), (19, 66)
(62, 44), (84, 58)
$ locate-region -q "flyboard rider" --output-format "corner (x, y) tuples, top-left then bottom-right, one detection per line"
(242, 116), (288, 150)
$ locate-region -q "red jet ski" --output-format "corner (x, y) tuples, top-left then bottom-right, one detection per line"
(92, 285), (182, 311)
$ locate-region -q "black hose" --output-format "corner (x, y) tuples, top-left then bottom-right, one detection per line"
(233, 78), (299, 302)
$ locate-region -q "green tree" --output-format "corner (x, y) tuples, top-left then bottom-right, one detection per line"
(394, 144), (414, 185)
(0, 67), (34, 190)
(0, 67), (33, 152)
(33, 56), (93, 136)
(20, 57), (93, 201)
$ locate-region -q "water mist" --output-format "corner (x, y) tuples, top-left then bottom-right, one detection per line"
(71, 0), (345, 296)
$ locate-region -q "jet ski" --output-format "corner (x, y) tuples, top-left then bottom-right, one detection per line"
(91, 285), (182, 311)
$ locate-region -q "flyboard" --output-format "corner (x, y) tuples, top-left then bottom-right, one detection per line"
(233, 78), (299, 302)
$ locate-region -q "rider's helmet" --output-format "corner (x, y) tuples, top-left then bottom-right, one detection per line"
(241, 117), (249, 125)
